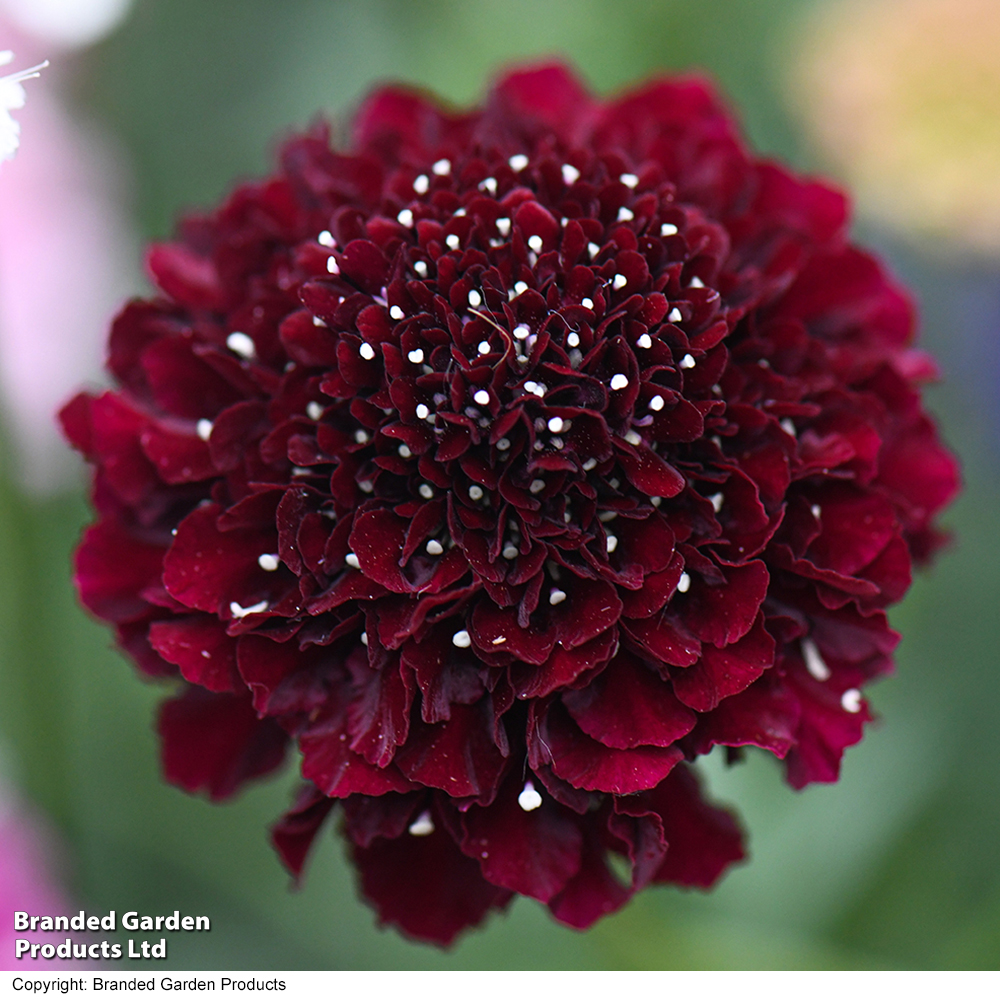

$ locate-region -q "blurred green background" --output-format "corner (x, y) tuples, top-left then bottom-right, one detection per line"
(2, 0), (998, 970)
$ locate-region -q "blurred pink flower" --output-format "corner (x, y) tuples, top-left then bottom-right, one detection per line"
(0, 20), (139, 492)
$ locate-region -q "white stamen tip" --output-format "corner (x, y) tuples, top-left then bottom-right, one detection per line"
(492, 635), (507, 645)
(468, 289), (483, 308)
(669, 308), (683, 323)
(345, 553), (361, 569)
(549, 588), (567, 606)
(606, 534), (618, 553)
(660, 223), (679, 237)
(196, 419), (213, 441)
(496, 437), (511, 451)
(710, 492), (724, 513)
(513, 323), (530, 340)
(452, 629), (472, 648)
(413, 259), (429, 277)
(408, 348), (424, 364)
(547, 417), (564, 433)
(318, 230), (335, 247)
(613, 273), (628, 290)
(679, 353), (696, 369)
(306, 402), (324, 421)
(562, 163), (581, 185)
(502, 544), (519, 560)
(326, 256), (340, 274)
(780, 418), (796, 436)
(689, 276), (705, 288)
(567, 332), (580, 348)
(413, 174), (430, 194)
(587, 242), (600, 259)
(610, 374), (629, 391)
(445, 233), (461, 250)
(802, 637), (831, 682)
(509, 154), (529, 171)
(649, 394), (665, 411)
(358, 480), (374, 493)
(581, 297), (594, 310)
(677, 572), (691, 594)
(496, 217), (511, 237)
(474, 389), (490, 405)
(582, 458), (597, 472)
(425, 539), (444, 555)
(617, 206), (635, 222)
(389, 305), (405, 321)
(811, 504), (822, 519)
(359, 341), (376, 361)
(624, 430), (642, 446)
(468, 485), (484, 501)
(226, 332), (256, 359)
(480, 177), (498, 195)
(258, 554), (280, 572)
(415, 404), (430, 420)
(841, 689), (863, 713)
(518, 782), (543, 811)
(620, 173), (639, 188)
(354, 429), (369, 444)
(230, 599), (268, 618)
(396, 209), (414, 228)
(513, 281), (529, 296)
(418, 483), (434, 499)
(478, 340), (492, 355)
(527, 234), (544, 253)
(409, 811), (435, 836)
(637, 333), (653, 349)
(432, 158), (451, 176)
(398, 444), (412, 459)
(360, 631), (368, 646)
(529, 479), (545, 494)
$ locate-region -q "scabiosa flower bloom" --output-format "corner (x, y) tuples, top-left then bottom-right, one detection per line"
(62, 64), (959, 946)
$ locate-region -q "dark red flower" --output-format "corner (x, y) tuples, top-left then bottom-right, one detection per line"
(62, 64), (959, 946)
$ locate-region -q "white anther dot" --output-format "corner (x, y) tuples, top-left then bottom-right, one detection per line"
(359, 342), (376, 361)
(649, 395), (664, 411)
(196, 419), (213, 441)
(606, 534), (618, 553)
(354, 429), (369, 444)
(360, 632), (368, 646)
(413, 174), (430, 194)
(432, 158), (451, 175)
(502, 544), (519, 560)
(587, 242), (600, 259)
(230, 600), (268, 618)
(518, 782), (543, 812)
(581, 297), (594, 310)
(514, 281), (528, 296)
(415, 404), (430, 420)
(468, 289), (482, 308)
(780, 418), (796, 436)
(425, 539), (444, 556)
(473, 389), (490, 406)
(566, 332), (580, 348)
(345, 553), (360, 569)
(389, 305), (405, 321)
(226, 332), (256, 359)
(677, 572), (691, 593)
(613, 273), (628, 290)
(477, 340), (492, 355)
(496, 217), (511, 237)
(418, 483), (434, 499)
(548, 417), (564, 434)
(326, 256), (340, 274)
(624, 430), (642, 446)
(509, 153), (529, 171)
(318, 230), (335, 246)
(841, 689), (863, 713)
(258, 554), (280, 572)
(480, 177), (497, 195)
(452, 630), (472, 648)
(617, 206), (634, 221)
(689, 276), (705, 288)
(414, 260), (429, 277)
(636, 334), (652, 349)
(397, 209), (414, 227)
(445, 234), (461, 250)
(802, 637), (831, 682)
(582, 458), (597, 471)
(660, 223), (678, 236)
(468, 485), (484, 501)
(679, 353), (696, 369)
(620, 172), (639, 188)
(529, 479), (545, 495)
(561, 163), (580, 185)
(668, 308), (683, 323)
(610, 373), (629, 391)
(409, 811), (435, 836)
(408, 349), (424, 364)
(549, 588), (567, 606)
(306, 402), (324, 421)
(811, 504), (822, 519)
(710, 492), (724, 513)
(527, 234), (543, 252)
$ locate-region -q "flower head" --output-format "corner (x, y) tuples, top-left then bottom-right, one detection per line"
(0, 51), (47, 162)
(62, 64), (959, 945)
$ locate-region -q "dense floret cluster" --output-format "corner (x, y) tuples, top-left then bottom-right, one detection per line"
(62, 65), (959, 945)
